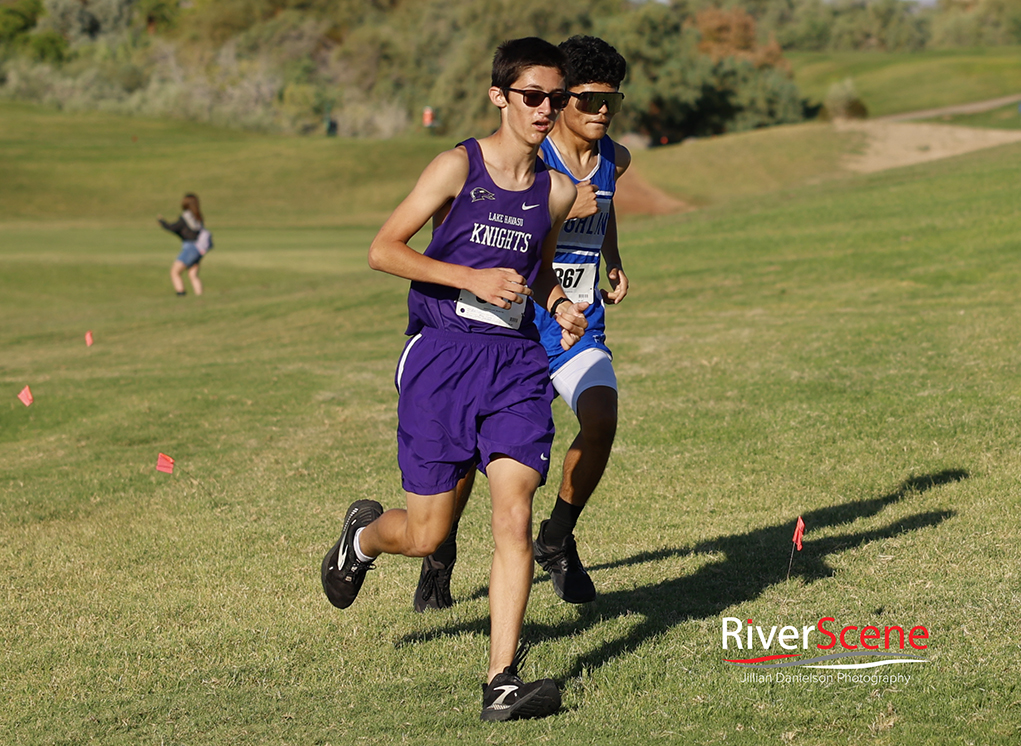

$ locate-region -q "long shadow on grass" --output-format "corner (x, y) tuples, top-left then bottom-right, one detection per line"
(398, 469), (965, 682)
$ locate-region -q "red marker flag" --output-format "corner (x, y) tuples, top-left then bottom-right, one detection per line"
(156, 453), (175, 474)
(85, 331), (94, 347)
(793, 516), (806, 551)
(786, 515), (806, 581)
(18, 385), (33, 406)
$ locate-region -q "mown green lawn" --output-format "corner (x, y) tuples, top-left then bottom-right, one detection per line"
(2, 102), (1020, 744)
(923, 101), (1021, 130)
(0, 100), (457, 228)
(789, 47), (1021, 116)
(631, 121), (864, 208)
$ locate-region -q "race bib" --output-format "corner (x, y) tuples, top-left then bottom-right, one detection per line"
(553, 262), (596, 304)
(455, 289), (523, 329)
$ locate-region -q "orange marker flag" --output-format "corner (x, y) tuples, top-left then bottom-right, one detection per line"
(156, 453), (175, 474)
(793, 516), (806, 551)
(85, 331), (94, 347)
(786, 516), (806, 581)
(18, 385), (33, 406)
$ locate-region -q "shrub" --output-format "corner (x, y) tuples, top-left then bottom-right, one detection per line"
(929, 0), (1021, 47)
(0, 0), (44, 44)
(37, 0), (134, 44)
(607, 2), (807, 144)
(765, 0), (835, 51)
(821, 77), (869, 120)
(28, 29), (67, 62)
(0, 0), (816, 139)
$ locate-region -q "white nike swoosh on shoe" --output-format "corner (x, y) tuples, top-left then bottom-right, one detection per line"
(490, 685), (519, 708)
(522, 203), (539, 211)
(336, 508), (358, 569)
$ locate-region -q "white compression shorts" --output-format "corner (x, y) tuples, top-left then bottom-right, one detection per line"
(550, 347), (617, 414)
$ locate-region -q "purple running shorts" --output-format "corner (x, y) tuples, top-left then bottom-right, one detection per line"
(394, 328), (555, 495)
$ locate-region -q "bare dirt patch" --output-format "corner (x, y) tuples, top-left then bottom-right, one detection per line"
(836, 120), (1021, 173)
(614, 168), (691, 216)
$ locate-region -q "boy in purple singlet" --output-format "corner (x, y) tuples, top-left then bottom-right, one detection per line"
(320, 37), (587, 722)
(415, 36), (631, 610)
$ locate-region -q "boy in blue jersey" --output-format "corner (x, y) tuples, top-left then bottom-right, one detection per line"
(320, 37), (588, 722)
(415, 36), (630, 609)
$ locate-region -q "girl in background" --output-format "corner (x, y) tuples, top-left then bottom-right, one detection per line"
(158, 193), (211, 296)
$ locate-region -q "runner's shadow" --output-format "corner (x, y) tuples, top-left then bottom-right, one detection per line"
(397, 469), (965, 682)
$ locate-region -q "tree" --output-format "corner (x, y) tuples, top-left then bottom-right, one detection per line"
(603, 1), (806, 144)
(1, 0), (44, 44)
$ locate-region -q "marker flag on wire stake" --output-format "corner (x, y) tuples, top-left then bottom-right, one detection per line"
(85, 331), (94, 347)
(786, 516), (805, 581)
(18, 386), (33, 406)
(156, 453), (175, 474)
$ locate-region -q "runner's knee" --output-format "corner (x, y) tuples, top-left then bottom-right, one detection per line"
(491, 501), (532, 548)
(405, 521), (453, 557)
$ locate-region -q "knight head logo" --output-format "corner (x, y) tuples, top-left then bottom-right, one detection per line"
(470, 187), (496, 203)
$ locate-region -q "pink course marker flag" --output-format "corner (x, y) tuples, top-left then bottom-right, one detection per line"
(18, 386), (33, 406)
(786, 515), (806, 581)
(792, 516), (806, 552)
(156, 453), (175, 474)
(85, 331), (94, 347)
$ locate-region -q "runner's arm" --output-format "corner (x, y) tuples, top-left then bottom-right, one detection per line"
(567, 180), (599, 220)
(601, 202), (628, 304)
(532, 172), (587, 349)
(602, 141), (632, 304)
(614, 141), (632, 181)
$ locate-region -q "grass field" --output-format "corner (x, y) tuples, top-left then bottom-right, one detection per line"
(789, 47), (1021, 116)
(0, 101), (458, 228)
(3, 101), (1021, 744)
(923, 102), (1021, 130)
(631, 122), (864, 208)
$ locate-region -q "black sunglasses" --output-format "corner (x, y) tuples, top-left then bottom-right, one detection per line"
(504, 87), (570, 111)
(570, 90), (625, 115)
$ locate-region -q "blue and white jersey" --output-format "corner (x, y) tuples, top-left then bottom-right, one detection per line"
(536, 135), (616, 373)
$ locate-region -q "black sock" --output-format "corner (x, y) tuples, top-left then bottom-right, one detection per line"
(431, 517), (459, 567)
(542, 497), (584, 545)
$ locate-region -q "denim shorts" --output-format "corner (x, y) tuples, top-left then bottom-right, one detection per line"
(177, 242), (203, 268)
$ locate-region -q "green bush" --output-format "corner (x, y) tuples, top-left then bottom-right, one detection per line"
(603, 2), (809, 143)
(1, 0), (811, 138)
(37, 0), (134, 44)
(28, 28), (66, 61)
(133, 0), (180, 34)
(826, 0), (928, 51)
(821, 77), (869, 119)
(766, 0), (835, 51)
(929, 0), (1021, 47)
(0, 0), (43, 44)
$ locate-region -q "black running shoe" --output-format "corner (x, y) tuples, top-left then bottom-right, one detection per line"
(321, 500), (383, 609)
(533, 519), (596, 604)
(414, 554), (454, 613)
(480, 645), (561, 722)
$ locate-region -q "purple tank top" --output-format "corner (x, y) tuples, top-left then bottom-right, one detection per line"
(405, 138), (553, 339)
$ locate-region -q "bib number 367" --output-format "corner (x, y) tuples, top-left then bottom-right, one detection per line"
(554, 262), (595, 305)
